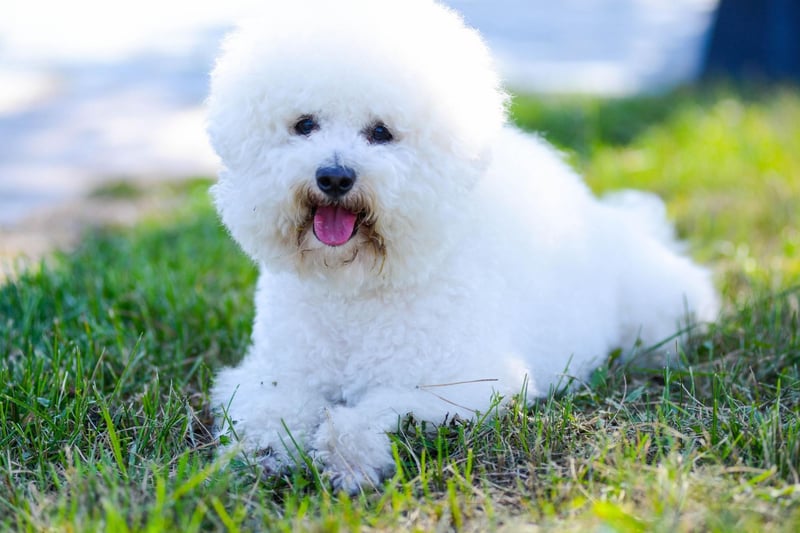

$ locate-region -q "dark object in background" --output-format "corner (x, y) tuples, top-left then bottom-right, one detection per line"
(702, 0), (800, 82)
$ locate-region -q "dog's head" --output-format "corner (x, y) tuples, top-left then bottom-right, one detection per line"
(207, 0), (507, 290)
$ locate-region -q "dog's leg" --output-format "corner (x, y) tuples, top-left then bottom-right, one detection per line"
(213, 363), (328, 473)
(615, 238), (718, 362)
(310, 386), (481, 493)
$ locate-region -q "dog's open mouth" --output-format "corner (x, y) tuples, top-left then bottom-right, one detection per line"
(312, 205), (362, 247)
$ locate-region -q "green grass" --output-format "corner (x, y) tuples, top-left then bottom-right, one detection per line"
(2, 85), (800, 531)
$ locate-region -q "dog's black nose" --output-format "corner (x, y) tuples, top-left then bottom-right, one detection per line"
(316, 165), (357, 198)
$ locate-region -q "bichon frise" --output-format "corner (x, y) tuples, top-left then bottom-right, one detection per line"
(207, 0), (718, 492)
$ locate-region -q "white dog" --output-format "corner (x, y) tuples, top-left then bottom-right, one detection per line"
(207, 0), (718, 492)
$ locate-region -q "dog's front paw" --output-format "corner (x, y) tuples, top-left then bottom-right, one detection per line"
(324, 461), (385, 495)
(312, 412), (395, 493)
(255, 446), (293, 476)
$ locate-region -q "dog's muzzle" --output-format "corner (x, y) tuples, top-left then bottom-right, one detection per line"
(310, 164), (360, 246)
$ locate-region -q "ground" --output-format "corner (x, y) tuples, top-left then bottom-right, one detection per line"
(0, 179), (187, 278)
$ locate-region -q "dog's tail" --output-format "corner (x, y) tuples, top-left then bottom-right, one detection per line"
(601, 190), (685, 252)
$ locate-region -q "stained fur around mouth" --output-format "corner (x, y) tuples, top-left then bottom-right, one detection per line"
(291, 184), (386, 268)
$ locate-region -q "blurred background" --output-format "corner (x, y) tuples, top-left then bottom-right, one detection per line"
(0, 0), (797, 261)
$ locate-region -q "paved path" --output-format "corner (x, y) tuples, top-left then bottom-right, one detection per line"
(0, 0), (717, 228)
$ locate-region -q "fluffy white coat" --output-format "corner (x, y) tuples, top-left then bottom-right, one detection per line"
(207, 0), (718, 492)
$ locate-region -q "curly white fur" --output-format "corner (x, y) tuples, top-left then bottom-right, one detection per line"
(207, 0), (718, 493)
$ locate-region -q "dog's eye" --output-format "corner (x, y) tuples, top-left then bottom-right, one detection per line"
(293, 116), (318, 136)
(366, 122), (394, 144)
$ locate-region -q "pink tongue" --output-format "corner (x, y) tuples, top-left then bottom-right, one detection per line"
(313, 205), (358, 246)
